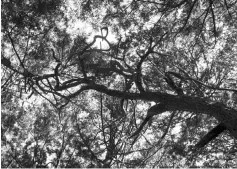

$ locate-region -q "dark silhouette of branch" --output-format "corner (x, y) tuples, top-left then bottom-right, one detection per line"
(196, 123), (227, 148)
(177, 67), (237, 92)
(164, 72), (184, 95)
(7, 33), (25, 69)
(130, 102), (167, 138)
(65, 82), (237, 140)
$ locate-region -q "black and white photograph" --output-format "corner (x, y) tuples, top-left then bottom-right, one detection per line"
(1, 0), (237, 168)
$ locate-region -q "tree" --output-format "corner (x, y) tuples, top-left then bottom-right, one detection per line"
(1, 0), (237, 167)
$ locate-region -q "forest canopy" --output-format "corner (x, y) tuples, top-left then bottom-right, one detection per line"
(1, 0), (237, 168)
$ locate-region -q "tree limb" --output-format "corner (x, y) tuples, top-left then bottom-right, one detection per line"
(66, 83), (237, 139)
(196, 123), (227, 148)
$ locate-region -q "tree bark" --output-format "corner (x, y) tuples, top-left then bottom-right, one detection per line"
(70, 84), (237, 139)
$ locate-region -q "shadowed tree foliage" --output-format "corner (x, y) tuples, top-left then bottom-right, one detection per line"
(1, 0), (237, 167)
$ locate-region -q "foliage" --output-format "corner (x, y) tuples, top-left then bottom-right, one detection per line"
(1, 0), (237, 167)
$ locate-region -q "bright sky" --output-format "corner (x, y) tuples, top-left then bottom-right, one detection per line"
(67, 19), (117, 49)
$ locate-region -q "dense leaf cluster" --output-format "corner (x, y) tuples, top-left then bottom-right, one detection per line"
(1, 0), (237, 168)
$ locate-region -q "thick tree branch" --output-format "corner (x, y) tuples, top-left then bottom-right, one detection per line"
(196, 123), (227, 148)
(67, 83), (237, 139)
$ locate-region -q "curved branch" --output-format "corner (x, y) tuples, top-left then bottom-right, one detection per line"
(130, 102), (167, 138)
(66, 83), (237, 139)
(177, 68), (237, 92)
(101, 27), (108, 39)
(135, 48), (153, 92)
